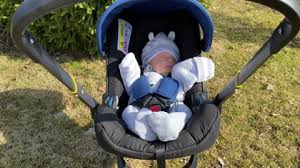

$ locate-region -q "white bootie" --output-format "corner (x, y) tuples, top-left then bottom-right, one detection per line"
(147, 109), (191, 142)
(122, 106), (157, 141)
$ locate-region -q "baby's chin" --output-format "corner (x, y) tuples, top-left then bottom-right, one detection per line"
(164, 67), (173, 74)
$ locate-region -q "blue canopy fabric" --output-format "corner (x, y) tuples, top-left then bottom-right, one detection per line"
(96, 0), (214, 56)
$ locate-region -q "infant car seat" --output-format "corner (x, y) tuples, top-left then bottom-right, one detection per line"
(93, 1), (220, 167)
(11, 0), (300, 167)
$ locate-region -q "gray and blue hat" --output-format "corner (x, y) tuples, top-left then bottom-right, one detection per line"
(141, 31), (180, 67)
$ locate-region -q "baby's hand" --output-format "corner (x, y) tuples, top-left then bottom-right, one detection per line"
(172, 66), (197, 92)
(172, 57), (215, 92)
(192, 57), (215, 82)
(119, 52), (141, 94)
(120, 52), (139, 68)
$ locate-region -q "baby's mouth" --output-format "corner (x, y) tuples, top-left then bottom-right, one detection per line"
(162, 63), (173, 68)
(165, 64), (174, 69)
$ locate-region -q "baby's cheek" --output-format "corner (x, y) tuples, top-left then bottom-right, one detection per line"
(152, 65), (163, 74)
(160, 67), (172, 75)
(151, 65), (161, 74)
(150, 62), (173, 75)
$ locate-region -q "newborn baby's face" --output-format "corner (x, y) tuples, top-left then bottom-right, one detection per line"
(148, 51), (176, 75)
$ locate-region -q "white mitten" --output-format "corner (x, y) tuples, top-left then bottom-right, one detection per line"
(119, 52), (141, 95)
(122, 106), (157, 141)
(193, 57), (215, 82)
(172, 66), (197, 92)
(172, 57), (215, 92)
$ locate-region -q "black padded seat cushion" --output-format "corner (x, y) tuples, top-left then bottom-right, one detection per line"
(94, 104), (220, 159)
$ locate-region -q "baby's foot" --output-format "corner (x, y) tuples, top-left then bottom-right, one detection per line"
(147, 111), (188, 142)
(122, 106), (157, 141)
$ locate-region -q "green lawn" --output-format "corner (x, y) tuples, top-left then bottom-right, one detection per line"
(0, 0), (299, 167)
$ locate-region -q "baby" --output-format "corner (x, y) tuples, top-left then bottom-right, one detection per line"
(119, 31), (215, 142)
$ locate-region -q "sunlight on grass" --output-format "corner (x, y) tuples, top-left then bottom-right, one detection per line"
(0, 131), (6, 145)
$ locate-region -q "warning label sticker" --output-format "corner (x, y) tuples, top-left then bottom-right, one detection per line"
(117, 19), (132, 54)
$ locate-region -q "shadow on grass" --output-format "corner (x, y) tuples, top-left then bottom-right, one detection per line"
(0, 89), (114, 168)
(0, 44), (101, 64)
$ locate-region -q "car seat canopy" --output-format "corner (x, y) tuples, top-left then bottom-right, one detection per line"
(97, 0), (214, 56)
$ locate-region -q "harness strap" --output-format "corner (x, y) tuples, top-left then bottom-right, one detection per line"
(155, 143), (166, 168)
(156, 76), (179, 99)
(132, 75), (152, 99)
(130, 95), (176, 112)
(131, 75), (179, 100)
(130, 75), (179, 111)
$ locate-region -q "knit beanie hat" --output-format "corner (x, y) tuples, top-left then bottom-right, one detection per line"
(141, 31), (180, 67)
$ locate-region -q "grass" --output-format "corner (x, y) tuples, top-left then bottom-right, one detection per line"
(0, 0), (299, 167)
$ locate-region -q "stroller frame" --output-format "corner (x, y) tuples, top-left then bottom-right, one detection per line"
(10, 0), (300, 167)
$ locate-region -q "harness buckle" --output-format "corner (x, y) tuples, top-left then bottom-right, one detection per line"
(148, 104), (161, 112)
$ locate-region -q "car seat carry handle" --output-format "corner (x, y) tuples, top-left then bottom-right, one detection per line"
(214, 0), (300, 106)
(10, 0), (98, 109)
